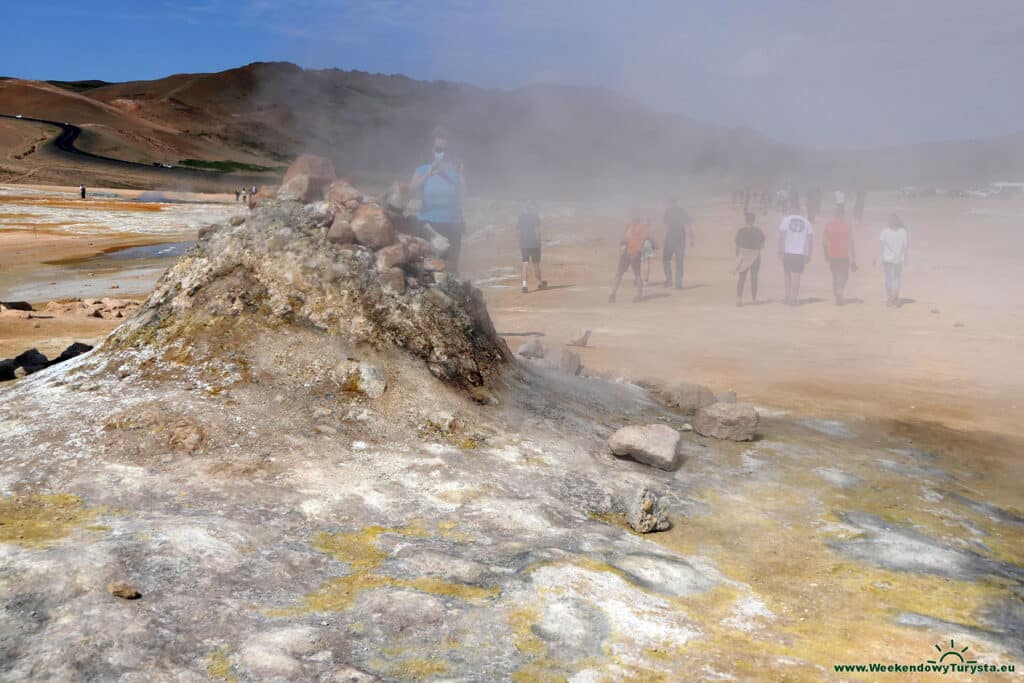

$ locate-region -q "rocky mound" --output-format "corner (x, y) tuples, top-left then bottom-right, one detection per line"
(100, 156), (508, 399)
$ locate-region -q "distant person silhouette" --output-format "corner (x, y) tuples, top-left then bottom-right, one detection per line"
(734, 212), (765, 306)
(806, 186), (822, 223)
(516, 206), (547, 293)
(79, 184), (86, 199)
(823, 204), (857, 305)
(852, 190), (866, 224)
(610, 214), (653, 303)
(662, 199), (693, 289)
(880, 213), (908, 307)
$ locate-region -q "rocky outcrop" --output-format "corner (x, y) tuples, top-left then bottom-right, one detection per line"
(608, 424), (682, 470)
(693, 403), (759, 441)
(42, 298), (141, 320)
(101, 156), (509, 394)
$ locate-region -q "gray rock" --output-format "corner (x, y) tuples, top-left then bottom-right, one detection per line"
(693, 403), (759, 441)
(332, 361), (387, 399)
(357, 362), (387, 399)
(567, 329), (592, 347)
(554, 348), (582, 376)
(516, 338), (545, 359)
(419, 223), (450, 257)
(331, 667), (382, 683)
(648, 381), (717, 414)
(608, 424), (682, 470)
(626, 487), (671, 533)
(107, 581), (141, 600)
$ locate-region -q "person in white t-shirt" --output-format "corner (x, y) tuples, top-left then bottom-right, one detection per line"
(834, 189), (846, 207)
(777, 214), (814, 305)
(879, 213), (908, 307)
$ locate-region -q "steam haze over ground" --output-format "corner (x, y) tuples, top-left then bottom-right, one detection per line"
(2, 2), (1024, 681)
(6, 1), (1024, 146)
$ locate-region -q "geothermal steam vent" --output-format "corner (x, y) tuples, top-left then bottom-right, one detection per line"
(101, 155), (509, 400)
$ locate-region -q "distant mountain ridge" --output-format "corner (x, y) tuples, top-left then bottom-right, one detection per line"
(2, 62), (1022, 192)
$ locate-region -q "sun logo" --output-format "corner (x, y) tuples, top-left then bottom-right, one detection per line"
(927, 640), (978, 665)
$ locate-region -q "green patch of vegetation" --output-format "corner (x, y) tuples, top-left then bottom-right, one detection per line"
(46, 80), (111, 92)
(177, 159), (287, 174)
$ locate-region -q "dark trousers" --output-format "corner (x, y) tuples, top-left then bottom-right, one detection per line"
(829, 258), (850, 298)
(429, 221), (464, 272)
(737, 257), (760, 300)
(662, 239), (686, 286)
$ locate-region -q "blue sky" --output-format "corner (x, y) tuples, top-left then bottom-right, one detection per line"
(2, 1), (1022, 147)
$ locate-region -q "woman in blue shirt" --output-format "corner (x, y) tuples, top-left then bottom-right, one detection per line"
(410, 126), (466, 271)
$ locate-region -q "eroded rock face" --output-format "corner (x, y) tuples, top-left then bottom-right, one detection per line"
(693, 403), (759, 441)
(608, 424), (682, 470)
(101, 200), (508, 392)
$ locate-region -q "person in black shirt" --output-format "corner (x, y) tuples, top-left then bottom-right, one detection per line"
(662, 199), (693, 289)
(734, 212), (766, 306)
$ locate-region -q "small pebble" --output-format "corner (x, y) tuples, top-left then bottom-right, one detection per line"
(107, 581), (141, 600)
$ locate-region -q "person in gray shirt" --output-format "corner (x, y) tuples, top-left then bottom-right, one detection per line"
(517, 207), (548, 293)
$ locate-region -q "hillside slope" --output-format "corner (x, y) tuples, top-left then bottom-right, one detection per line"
(3, 63), (1023, 191)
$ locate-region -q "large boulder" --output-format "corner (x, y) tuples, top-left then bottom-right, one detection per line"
(13, 348), (49, 374)
(608, 424), (682, 471)
(350, 204), (394, 249)
(326, 216), (355, 244)
(51, 342), (94, 365)
(278, 155), (336, 203)
(693, 403), (759, 441)
(277, 174), (324, 203)
(375, 244), (408, 270)
(626, 486), (671, 533)
(282, 154), (336, 187)
(324, 179), (363, 209)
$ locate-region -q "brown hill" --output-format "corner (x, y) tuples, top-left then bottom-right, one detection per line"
(2, 62), (1023, 192)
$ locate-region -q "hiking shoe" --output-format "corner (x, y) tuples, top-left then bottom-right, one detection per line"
(521, 285), (528, 293)
(608, 293), (616, 303)
(632, 293), (643, 303)
(538, 280), (548, 290)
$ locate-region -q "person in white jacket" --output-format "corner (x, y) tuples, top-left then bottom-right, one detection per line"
(879, 213), (909, 306)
